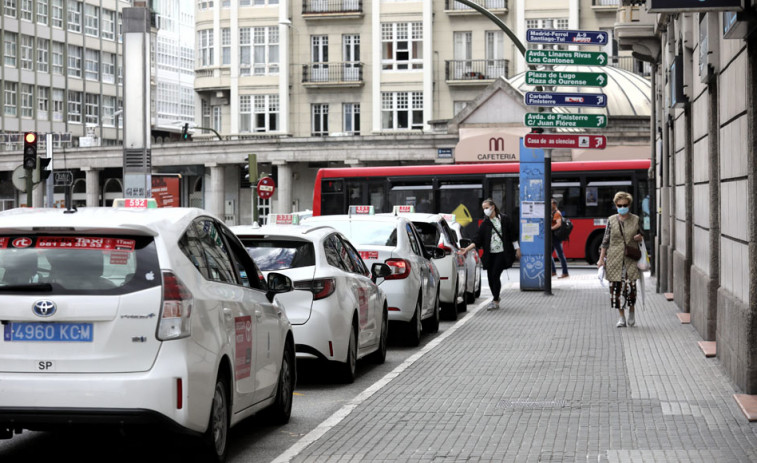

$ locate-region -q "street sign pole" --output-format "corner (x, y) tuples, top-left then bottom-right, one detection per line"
(45, 133), (54, 208)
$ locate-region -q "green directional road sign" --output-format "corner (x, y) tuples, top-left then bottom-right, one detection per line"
(525, 49), (608, 66)
(526, 71), (607, 87)
(524, 112), (607, 128)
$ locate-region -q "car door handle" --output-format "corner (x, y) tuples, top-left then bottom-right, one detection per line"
(255, 309), (263, 319)
(223, 307), (233, 320)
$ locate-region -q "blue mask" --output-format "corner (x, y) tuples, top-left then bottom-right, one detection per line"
(617, 206), (629, 215)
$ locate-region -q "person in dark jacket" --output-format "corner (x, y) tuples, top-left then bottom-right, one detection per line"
(458, 198), (520, 310)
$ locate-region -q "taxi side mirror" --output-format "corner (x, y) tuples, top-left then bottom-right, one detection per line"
(459, 238), (472, 249)
(425, 246), (446, 260)
(266, 272), (293, 302)
(371, 263), (391, 282)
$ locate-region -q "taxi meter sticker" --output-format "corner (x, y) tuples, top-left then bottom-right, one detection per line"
(359, 251), (378, 260)
(234, 316), (253, 380)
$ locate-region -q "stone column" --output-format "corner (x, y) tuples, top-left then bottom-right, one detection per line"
(274, 161), (292, 213)
(82, 167), (100, 207)
(206, 164), (225, 218)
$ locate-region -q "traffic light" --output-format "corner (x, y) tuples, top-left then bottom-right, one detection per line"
(23, 132), (37, 170)
(37, 156), (52, 181)
(181, 123), (189, 141)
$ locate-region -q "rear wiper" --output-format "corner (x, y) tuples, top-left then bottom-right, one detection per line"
(0, 283), (54, 292)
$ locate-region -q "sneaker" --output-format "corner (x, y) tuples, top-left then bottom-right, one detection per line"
(551, 272), (557, 277)
(616, 316), (626, 328)
(486, 301), (500, 311)
(558, 274), (569, 279)
(627, 312), (635, 327)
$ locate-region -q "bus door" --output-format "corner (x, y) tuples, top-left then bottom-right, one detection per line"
(438, 181), (483, 240)
(321, 178), (346, 215)
(346, 179), (386, 213)
(485, 174), (519, 221)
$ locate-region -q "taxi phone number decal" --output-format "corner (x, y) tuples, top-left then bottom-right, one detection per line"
(234, 316), (253, 380)
(35, 236), (136, 251)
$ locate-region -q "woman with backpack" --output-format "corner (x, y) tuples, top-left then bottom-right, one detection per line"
(550, 198), (569, 279)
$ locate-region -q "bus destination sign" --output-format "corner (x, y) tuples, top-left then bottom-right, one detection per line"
(526, 71), (607, 87)
(525, 92), (607, 108)
(526, 29), (608, 45)
(525, 50), (608, 66)
(524, 113), (607, 129)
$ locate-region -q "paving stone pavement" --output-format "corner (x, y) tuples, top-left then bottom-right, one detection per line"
(283, 270), (757, 463)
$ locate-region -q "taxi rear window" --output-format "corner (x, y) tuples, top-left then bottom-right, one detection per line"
(413, 222), (441, 247)
(243, 239), (315, 271)
(0, 234), (161, 295)
(326, 221), (398, 247)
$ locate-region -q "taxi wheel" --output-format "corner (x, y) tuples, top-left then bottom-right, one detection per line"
(203, 375), (230, 462)
(338, 324), (358, 384)
(474, 270), (482, 298)
(422, 290), (440, 334)
(457, 280), (468, 313)
(465, 289), (475, 304)
(405, 297), (422, 347)
(370, 308), (388, 364)
(267, 340), (295, 424)
(443, 283), (459, 321)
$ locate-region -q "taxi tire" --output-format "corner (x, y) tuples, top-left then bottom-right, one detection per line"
(267, 339), (295, 424)
(457, 279), (468, 313)
(465, 289), (475, 304)
(203, 375), (230, 463)
(405, 297), (422, 347)
(422, 290), (440, 334)
(337, 323), (358, 384)
(369, 307), (388, 364)
(442, 283), (460, 321)
(474, 270), (482, 298)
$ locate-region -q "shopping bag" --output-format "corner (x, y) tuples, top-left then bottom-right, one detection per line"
(597, 266), (606, 287)
(637, 240), (650, 271)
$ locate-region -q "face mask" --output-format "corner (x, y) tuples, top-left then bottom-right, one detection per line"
(617, 206), (629, 215)
(483, 207), (493, 217)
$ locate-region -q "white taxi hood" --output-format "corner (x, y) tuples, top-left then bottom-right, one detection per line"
(261, 266), (316, 325)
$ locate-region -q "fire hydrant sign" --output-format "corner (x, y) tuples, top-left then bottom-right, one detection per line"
(257, 177), (275, 199)
(524, 134), (607, 150)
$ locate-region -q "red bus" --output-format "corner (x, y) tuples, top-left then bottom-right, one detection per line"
(313, 159), (651, 264)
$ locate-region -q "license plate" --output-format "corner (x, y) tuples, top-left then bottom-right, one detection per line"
(3, 322), (93, 342)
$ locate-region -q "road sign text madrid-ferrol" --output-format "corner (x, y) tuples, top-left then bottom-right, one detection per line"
(525, 92), (608, 108)
(525, 113), (607, 129)
(525, 50), (608, 66)
(526, 71), (607, 87)
(524, 134), (607, 150)
(526, 29), (608, 45)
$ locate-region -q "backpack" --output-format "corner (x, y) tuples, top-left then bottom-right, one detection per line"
(553, 215), (573, 241)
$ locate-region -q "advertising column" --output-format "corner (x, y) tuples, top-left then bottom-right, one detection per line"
(519, 141), (546, 290)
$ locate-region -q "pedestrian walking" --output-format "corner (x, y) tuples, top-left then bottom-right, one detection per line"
(459, 199), (520, 310)
(550, 198), (569, 278)
(597, 191), (645, 327)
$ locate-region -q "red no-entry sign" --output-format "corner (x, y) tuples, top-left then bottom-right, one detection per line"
(257, 177), (276, 199)
(524, 134), (606, 150)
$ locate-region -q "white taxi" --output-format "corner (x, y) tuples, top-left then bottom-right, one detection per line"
(232, 214), (390, 383)
(304, 206), (442, 346)
(446, 216), (482, 303)
(393, 212), (468, 320)
(0, 203), (295, 462)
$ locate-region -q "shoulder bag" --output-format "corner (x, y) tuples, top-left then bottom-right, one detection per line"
(618, 217), (641, 261)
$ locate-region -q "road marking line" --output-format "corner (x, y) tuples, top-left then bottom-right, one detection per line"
(270, 298), (490, 463)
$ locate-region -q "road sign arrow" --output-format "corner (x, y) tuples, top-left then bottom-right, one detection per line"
(597, 75), (606, 86)
(597, 116), (606, 127)
(524, 134), (606, 150)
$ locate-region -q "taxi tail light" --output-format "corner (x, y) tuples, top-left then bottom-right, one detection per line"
(158, 271), (193, 341)
(438, 243), (453, 255)
(295, 278), (335, 300)
(384, 259), (411, 280)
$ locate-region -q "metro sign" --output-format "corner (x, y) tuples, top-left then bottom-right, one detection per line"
(524, 134), (607, 150)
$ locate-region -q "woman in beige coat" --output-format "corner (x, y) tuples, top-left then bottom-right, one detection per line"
(597, 191), (645, 327)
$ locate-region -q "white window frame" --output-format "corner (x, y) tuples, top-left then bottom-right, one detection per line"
(85, 49), (100, 81)
(254, 26), (279, 75)
(4, 0), (17, 18)
(4, 82), (18, 116)
(67, 90), (82, 123)
(37, 86), (49, 120)
(20, 0), (32, 21)
(101, 9), (115, 40)
(52, 41), (64, 75)
(52, 88), (64, 122)
(311, 103), (329, 137)
(4, 32), (17, 67)
(222, 28), (231, 65)
(21, 84), (33, 118)
(343, 103), (360, 135)
(85, 93), (99, 124)
(51, 0), (62, 28)
(102, 52), (116, 83)
(197, 29), (213, 67)
(84, 4), (99, 37)
(212, 106), (222, 132)
(68, 45), (82, 78)
(381, 22), (423, 71)
(239, 94), (279, 133)
(381, 91), (424, 130)
(67, 1), (82, 33)
(37, 0), (48, 24)
(102, 95), (116, 126)
(20, 34), (34, 70)
(37, 38), (49, 72)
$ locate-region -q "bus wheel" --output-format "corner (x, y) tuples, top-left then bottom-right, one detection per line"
(586, 233), (603, 265)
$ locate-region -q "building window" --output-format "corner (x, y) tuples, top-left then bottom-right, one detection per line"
(21, 84), (33, 118)
(198, 0), (213, 10)
(239, 26), (278, 76)
(52, 88), (64, 121)
(381, 22), (423, 70)
(213, 106), (222, 132)
(239, 94), (279, 133)
(85, 93), (99, 124)
(222, 28), (231, 65)
(4, 82), (18, 116)
(343, 34), (360, 80)
(102, 52), (116, 83)
(20, 35), (34, 70)
(4, 0), (17, 18)
(485, 31), (506, 78)
(51, 0), (62, 28)
(67, 1), (82, 33)
(37, 0), (48, 24)
(20, 0), (32, 21)
(102, 95), (116, 126)
(37, 38), (49, 72)
(312, 104), (329, 137)
(101, 9), (115, 40)
(37, 86), (49, 120)
(52, 41), (64, 75)
(85, 49), (100, 81)
(198, 29), (213, 67)
(381, 91), (423, 130)
(67, 91), (82, 123)
(343, 103), (360, 135)
(84, 4), (99, 37)
(67, 45), (82, 78)
(202, 99), (211, 129)
(4, 32), (17, 67)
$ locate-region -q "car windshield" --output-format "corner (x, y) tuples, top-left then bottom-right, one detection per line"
(326, 221), (398, 247)
(413, 222), (440, 247)
(242, 239), (315, 271)
(0, 235), (161, 295)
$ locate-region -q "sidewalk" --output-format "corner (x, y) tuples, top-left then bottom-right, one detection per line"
(276, 269), (757, 462)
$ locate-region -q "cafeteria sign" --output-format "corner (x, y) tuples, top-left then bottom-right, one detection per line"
(454, 128), (527, 163)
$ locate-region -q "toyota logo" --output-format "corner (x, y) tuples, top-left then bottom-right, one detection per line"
(32, 300), (57, 317)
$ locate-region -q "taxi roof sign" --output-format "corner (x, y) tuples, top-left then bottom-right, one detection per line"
(112, 198), (158, 209)
(348, 205), (375, 215)
(392, 205), (415, 215)
(268, 214), (299, 225)
(440, 213), (457, 223)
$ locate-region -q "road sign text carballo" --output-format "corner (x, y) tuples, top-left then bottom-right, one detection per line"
(525, 92), (607, 108)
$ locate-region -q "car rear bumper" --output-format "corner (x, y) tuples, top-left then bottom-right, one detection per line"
(293, 298), (352, 363)
(380, 280), (417, 323)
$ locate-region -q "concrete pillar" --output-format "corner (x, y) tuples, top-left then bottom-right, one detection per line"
(206, 164), (225, 218)
(274, 161), (292, 214)
(83, 168), (100, 207)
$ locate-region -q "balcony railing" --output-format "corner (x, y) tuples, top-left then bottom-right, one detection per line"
(445, 59), (509, 81)
(607, 55), (652, 78)
(445, 0), (507, 11)
(302, 62), (364, 84)
(592, 0), (619, 6)
(302, 0), (362, 14)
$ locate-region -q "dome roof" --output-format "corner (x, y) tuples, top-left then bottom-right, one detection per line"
(507, 65), (652, 117)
